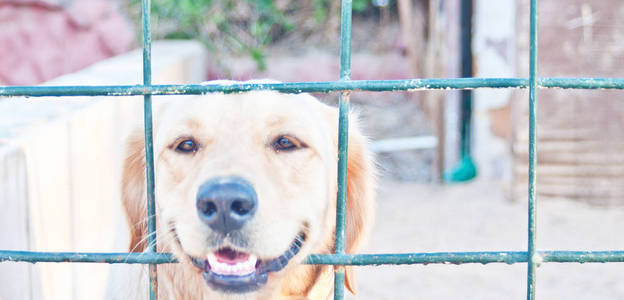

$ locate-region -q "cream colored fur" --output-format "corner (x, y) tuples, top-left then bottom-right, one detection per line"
(120, 81), (375, 299)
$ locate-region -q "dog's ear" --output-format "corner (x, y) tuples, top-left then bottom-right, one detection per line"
(322, 104), (376, 295)
(121, 127), (148, 252)
(343, 115), (375, 294)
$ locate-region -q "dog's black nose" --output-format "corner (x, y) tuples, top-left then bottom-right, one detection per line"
(196, 176), (257, 234)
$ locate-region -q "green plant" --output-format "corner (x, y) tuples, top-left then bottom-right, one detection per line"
(126, 0), (293, 70)
(125, 0), (373, 71)
(311, 0), (372, 23)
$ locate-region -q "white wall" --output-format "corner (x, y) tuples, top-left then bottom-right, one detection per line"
(0, 40), (206, 300)
(472, 0), (516, 182)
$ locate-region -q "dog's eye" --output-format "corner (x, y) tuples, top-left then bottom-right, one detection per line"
(273, 136), (300, 152)
(176, 139), (198, 153)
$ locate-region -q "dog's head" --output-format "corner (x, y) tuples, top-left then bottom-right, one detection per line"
(122, 82), (375, 298)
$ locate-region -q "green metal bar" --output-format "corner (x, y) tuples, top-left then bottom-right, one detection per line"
(308, 251), (624, 265)
(4, 250), (624, 265)
(334, 0), (352, 258)
(334, 0), (352, 299)
(540, 77), (624, 89)
(527, 0), (539, 298)
(0, 251), (176, 264)
(334, 93), (348, 300)
(2, 78), (624, 97)
(308, 252), (528, 265)
(141, 0), (158, 299)
(339, 2), (352, 81)
(540, 251), (624, 263)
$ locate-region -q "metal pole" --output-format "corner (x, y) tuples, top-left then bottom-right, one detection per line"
(334, 0), (352, 299)
(527, 0), (539, 298)
(141, 0), (158, 298)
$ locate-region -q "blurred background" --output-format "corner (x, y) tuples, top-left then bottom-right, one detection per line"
(1, 0), (624, 299)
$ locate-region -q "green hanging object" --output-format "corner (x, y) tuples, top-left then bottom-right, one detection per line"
(444, 0), (477, 183)
(443, 155), (477, 182)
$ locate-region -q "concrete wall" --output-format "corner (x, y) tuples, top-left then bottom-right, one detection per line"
(0, 40), (206, 300)
(472, 0), (516, 185)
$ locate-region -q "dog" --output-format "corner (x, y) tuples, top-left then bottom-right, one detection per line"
(120, 80), (375, 299)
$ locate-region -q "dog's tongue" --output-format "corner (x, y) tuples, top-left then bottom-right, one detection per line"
(215, 248), (250, 265)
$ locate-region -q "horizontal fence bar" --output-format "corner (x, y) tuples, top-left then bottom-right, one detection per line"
(312, 251), (624, 265)
(308, 251), (624, 265)
(540, 77), (624, 89)
(1, 78), (624, 97)
(540, 251), (624, 263)
(309, 251), (624, 265)
(0, 251), (175, 264)
(3, 250), (624, 265)
(307, 252), (527, 265)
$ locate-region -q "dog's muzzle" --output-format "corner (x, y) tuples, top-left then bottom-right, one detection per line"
(188, 176), (307, 293)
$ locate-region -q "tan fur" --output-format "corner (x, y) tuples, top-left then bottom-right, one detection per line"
(122, 129), (148, 253)
(121, 82), (375, 300)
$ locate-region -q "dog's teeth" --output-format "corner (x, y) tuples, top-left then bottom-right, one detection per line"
(248, 254), (258, 266)
(206, 253), (218, 269)
(206, 252), (257, 276)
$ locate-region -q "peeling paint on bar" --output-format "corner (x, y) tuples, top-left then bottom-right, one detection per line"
(0, 251), (176, 264)
(334, 0), (352, 298)
(3, 250), (624, 265)
(527, 0), (539, 299)
(1, 78), (623, 97)
(306, 251), (624, 266)
(540, 77), (624, 89)
(306, 252), (527, 266)
(541, 251), (624, 263)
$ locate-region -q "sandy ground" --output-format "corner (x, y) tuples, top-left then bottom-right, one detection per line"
(348, 180), (624, 300)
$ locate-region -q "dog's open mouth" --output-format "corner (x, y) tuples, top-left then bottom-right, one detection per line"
(188, 232), (306, 293)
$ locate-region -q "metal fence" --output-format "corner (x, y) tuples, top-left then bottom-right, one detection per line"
(2, 0), (624, 299)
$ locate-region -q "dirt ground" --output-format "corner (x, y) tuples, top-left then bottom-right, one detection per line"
(348, 179), (624, 300)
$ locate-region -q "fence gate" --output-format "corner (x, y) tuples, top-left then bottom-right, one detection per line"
(2, 0), (624, 299)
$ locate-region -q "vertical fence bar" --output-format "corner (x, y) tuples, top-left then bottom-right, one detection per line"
(527, 0), (538, 299)
(141, 0), (158, 299)
(334, 0), (352, 299)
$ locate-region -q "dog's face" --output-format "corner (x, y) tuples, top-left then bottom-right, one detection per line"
(122, 86), (374, 299)
(155, 91), (338, 293)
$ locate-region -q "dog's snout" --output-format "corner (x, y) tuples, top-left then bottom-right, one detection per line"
(196, 176), (257, 234)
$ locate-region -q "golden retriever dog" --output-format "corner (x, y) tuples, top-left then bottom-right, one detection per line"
(121, 80), (375, 299)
